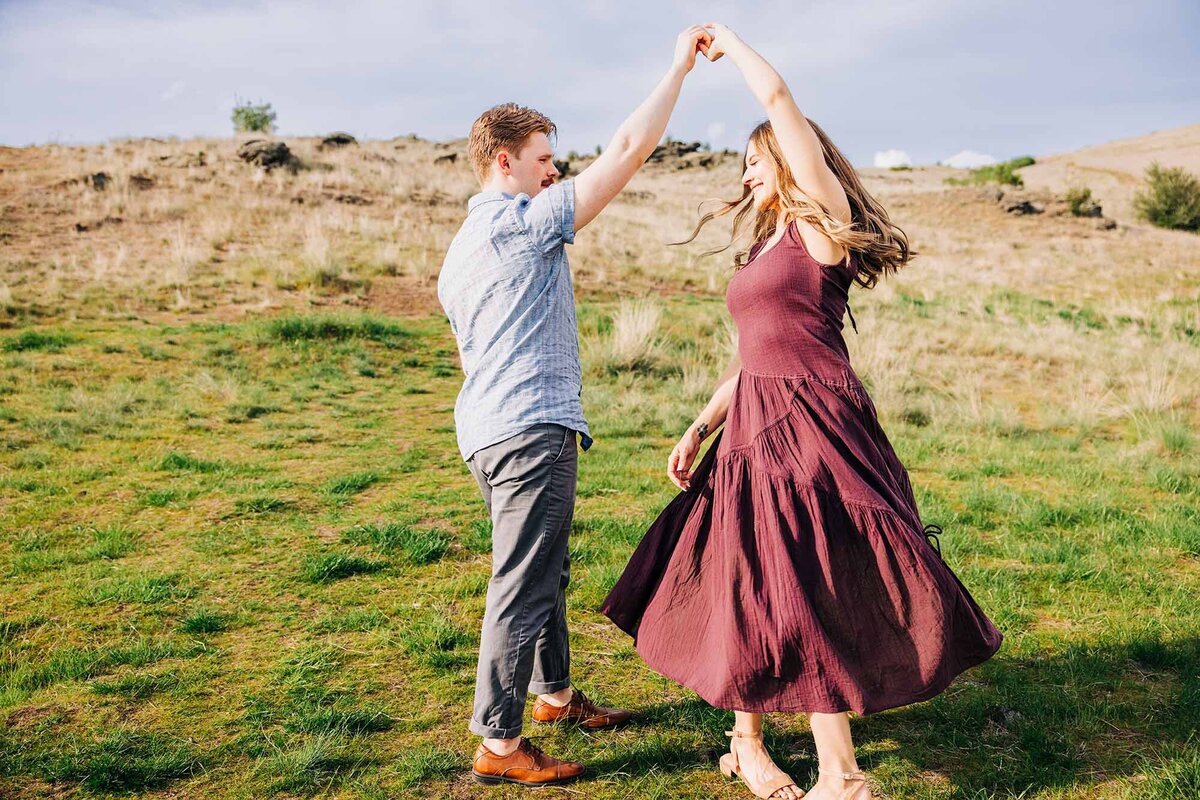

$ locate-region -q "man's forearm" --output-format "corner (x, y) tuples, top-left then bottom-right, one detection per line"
(606, 65), (689, 160)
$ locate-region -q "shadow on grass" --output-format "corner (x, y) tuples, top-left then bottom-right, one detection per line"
(586, 636), (1199, 798)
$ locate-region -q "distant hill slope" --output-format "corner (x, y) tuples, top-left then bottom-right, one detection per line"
(1019, 123), (1200, 222)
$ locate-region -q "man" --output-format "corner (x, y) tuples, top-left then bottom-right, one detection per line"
(436, 25), (713, 788)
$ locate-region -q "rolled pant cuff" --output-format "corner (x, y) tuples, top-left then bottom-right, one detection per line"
(528, 678), (571, 694)
(469, 718), (523, 739)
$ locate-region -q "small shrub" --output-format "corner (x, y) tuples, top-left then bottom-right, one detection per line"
(232, 99), (276, 134)
(1133, 162), (1200, 232)
(1065, 186), (1095, 216)
(945, 156), (1034, 187)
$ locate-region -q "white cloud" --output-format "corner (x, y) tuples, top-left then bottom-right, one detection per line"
(873, 148), (911, 168)
(160, 80), (185, 102)
(940, 149), (997, 169)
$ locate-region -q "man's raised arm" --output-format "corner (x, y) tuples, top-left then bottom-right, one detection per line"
(572, 25), (711, 231)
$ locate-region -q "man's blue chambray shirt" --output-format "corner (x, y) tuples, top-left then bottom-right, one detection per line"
(437, 178), (593, 462)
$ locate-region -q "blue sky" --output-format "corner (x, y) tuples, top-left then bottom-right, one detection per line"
(2, 0), (1197, 166)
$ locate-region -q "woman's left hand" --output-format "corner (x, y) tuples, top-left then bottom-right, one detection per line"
(699, 22), (741, 62)
(667, 428), (701, 491)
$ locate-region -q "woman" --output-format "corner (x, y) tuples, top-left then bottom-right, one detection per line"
(601, 23), (1003, 800)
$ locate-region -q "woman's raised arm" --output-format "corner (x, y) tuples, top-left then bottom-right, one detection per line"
(703, 23), (851, 222)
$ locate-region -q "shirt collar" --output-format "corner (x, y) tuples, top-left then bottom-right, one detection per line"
(468, 190), (513, 212)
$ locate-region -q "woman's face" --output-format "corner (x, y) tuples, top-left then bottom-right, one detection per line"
(742, 140), (778, 210)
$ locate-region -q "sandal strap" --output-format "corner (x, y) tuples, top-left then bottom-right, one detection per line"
(819, 767), (867, 781)
(725, 729), (764, 739)
(761, 771), (800, 796)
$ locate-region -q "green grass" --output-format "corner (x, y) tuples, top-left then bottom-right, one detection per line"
(179, 607), (230, 634)
(1, 329), (75, 352)
(1, 309), (1197, 798)
(300, 552), (387, 583)
(341, 521), (450, 564)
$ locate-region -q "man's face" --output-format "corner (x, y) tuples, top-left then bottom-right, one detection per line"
(500, 132), (560, 197)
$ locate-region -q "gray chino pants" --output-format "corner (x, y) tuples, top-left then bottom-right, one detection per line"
(466, 423), (576, 738)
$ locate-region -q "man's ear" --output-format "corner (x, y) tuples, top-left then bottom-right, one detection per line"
(496, 151), (511, 176)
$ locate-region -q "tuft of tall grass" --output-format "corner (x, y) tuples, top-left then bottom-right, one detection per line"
(261, 313), (412, 346)
(300, 552), (386, 583)
(44, 729), (204, 792)
(341, 522), (449, 564)
(2, 330), (75, 352)
(591, 299), (663, 375)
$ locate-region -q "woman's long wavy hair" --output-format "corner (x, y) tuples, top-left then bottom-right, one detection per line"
(676, 119), (914, 289)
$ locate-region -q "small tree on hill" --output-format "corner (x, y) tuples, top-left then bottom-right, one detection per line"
(232, 99), (277, 134)
(1133, 163), (1200, 232)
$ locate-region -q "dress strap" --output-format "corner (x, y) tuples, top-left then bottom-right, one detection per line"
(923, 524), (943, 557)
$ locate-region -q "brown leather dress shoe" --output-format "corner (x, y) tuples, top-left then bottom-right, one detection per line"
(531, 689), (634, 730)
(471, 738), (585, 787)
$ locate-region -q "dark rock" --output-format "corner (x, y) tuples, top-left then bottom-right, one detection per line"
(434, 152), (458, 165)
(129, 175), (155, 191)
(647, 139), (704, 163)
(1075, 202), (1103, 218)
(1096, 218), (1118, 231)
(332, 193), (371, 206)
(73, 216), (123, 233)
(409, 189), (450, 206)
(621, 189), (656, 203)
(158, 152), (206, 168)
(88, 172), (111, 191)
(237, 139), (294, 170)
(677, 151), (717, 169)
(320, 132), (357, 149)
(1005, 199), (1043, 215)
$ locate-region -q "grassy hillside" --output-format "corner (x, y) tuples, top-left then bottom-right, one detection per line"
(1, 129), (1198, 798)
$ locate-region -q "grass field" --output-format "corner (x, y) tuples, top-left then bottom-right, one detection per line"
(1, 133), (1198, 798)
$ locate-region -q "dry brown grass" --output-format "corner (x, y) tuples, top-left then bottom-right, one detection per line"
(0, 128), (1197, 437)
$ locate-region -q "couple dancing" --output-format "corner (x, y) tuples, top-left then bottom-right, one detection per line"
(437, 23), (1002, 799)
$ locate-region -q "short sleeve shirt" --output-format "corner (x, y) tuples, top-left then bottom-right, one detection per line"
(437, 178), (593, 461)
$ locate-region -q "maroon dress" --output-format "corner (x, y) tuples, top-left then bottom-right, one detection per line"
(601, 220), (1002, 714)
